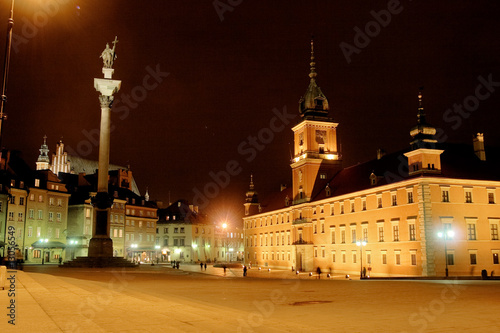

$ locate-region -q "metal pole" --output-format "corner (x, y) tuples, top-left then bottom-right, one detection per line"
(360, 243), (363, 279)
(0, 0), (15, 151)
(444, 235), (448, 278)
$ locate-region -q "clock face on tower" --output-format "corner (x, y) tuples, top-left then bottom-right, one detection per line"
(316, 130), (326, 144)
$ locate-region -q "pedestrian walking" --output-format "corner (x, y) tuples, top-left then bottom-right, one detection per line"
(176, 262), (180, 269)
(316, 266), (322, 279)
(200, 262), (204, 270)
(243, 265), (247, 276)
(204, 263), (207, 270)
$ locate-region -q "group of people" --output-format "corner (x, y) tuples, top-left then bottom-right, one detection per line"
(172, 260), (180, 269)
(199, 262), (207, 270)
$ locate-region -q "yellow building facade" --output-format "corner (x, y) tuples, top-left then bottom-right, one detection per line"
(243, 42), (500, 277)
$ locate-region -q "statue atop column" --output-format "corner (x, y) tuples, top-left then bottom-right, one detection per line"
(100, 36), (118, 69)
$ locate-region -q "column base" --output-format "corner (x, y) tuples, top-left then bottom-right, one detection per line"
(88, 237), (114, 258)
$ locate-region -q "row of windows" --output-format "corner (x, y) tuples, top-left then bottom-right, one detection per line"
(331, 223), (416, 244)
(26, 226), (60, 239)
(249, 220), (499, 246)
(110, 214), (125, 223)
(9, 193), (63, 207)
(126, 208), (156, 217)
(125, 220), (155, 227)
(246, 187), (498, 229)
(441, 188), (496, 204)
(112, 228), (124, 238)
(124, 233), (155, 242)
(12, 193), (66, 205)
(328, 250), (415, 266)
(26, 210), (62, 221)
(247, 232), (292, 247)
(256, 251), (292, 261)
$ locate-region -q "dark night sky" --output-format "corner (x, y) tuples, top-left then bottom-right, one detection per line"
(1, 1), (499, 225)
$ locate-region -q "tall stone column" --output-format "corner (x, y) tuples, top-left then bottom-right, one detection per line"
(88, 38), (121, 258)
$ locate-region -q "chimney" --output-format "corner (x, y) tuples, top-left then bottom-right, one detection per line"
(376, 148), (386, 160)
(473, 133), (486, 161)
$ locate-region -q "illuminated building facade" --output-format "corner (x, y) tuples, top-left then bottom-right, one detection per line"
(156, 200), (215, 263)
(243, 42), (500, 277)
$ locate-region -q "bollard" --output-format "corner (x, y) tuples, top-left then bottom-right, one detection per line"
(0, 266), (6, 290)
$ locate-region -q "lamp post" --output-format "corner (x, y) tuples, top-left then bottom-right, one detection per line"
(356, 240), (366, 279)
(437, 229), (454, 277)
(0, 0), (14, 153)
(222, 223), (228, 262)
(153, 245), (160, 265)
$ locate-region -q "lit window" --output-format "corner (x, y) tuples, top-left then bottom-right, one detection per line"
(446, 252), (455, 265)
(393, 225), (399, 241)
(491, 223), (499, 240)
(465, 190), (472, 203)
(470, 252), (477, 265)
(411, 253), (417, 266)
(442, 190), (450, 202)
(378, 226), (384, 242)
(407, 191), (413, 204)
(467, 223), (477, 240)
(409, 224), (416, 241)
(488, 192), (495, 204)
(392, 194), (397, 206)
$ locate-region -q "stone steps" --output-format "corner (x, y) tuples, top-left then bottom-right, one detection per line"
(61, 256), (137, 268)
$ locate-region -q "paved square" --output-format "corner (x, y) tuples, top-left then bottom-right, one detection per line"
(1, 264), (499, 332)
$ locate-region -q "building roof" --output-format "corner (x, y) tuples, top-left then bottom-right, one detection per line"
(67, 155), (140, 195)
(157, 200), (208, 225)
(249, 143), (500, 216)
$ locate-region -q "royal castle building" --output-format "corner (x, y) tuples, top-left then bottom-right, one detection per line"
(242, 41), (500, 277)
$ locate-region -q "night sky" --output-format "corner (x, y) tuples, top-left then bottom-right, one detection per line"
(1, 1), (499, 225)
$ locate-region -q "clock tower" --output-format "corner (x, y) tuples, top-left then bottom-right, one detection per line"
(291, 39), (341, 204)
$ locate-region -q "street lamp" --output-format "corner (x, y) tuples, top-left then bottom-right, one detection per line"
(437, 229), (454, 277)
(356, 240), (366, 279)
(154, 245), (160, 265)
(0, 0), (15, 153)
(222, 223), (228, 262)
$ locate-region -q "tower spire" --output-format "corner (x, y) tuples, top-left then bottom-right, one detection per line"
(409, 87), (437, 149)
(299, 37), (330, 118)
(36, 135), (50, 170)
(309, 37), (316, 81)
(416, 87), (426, 125)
